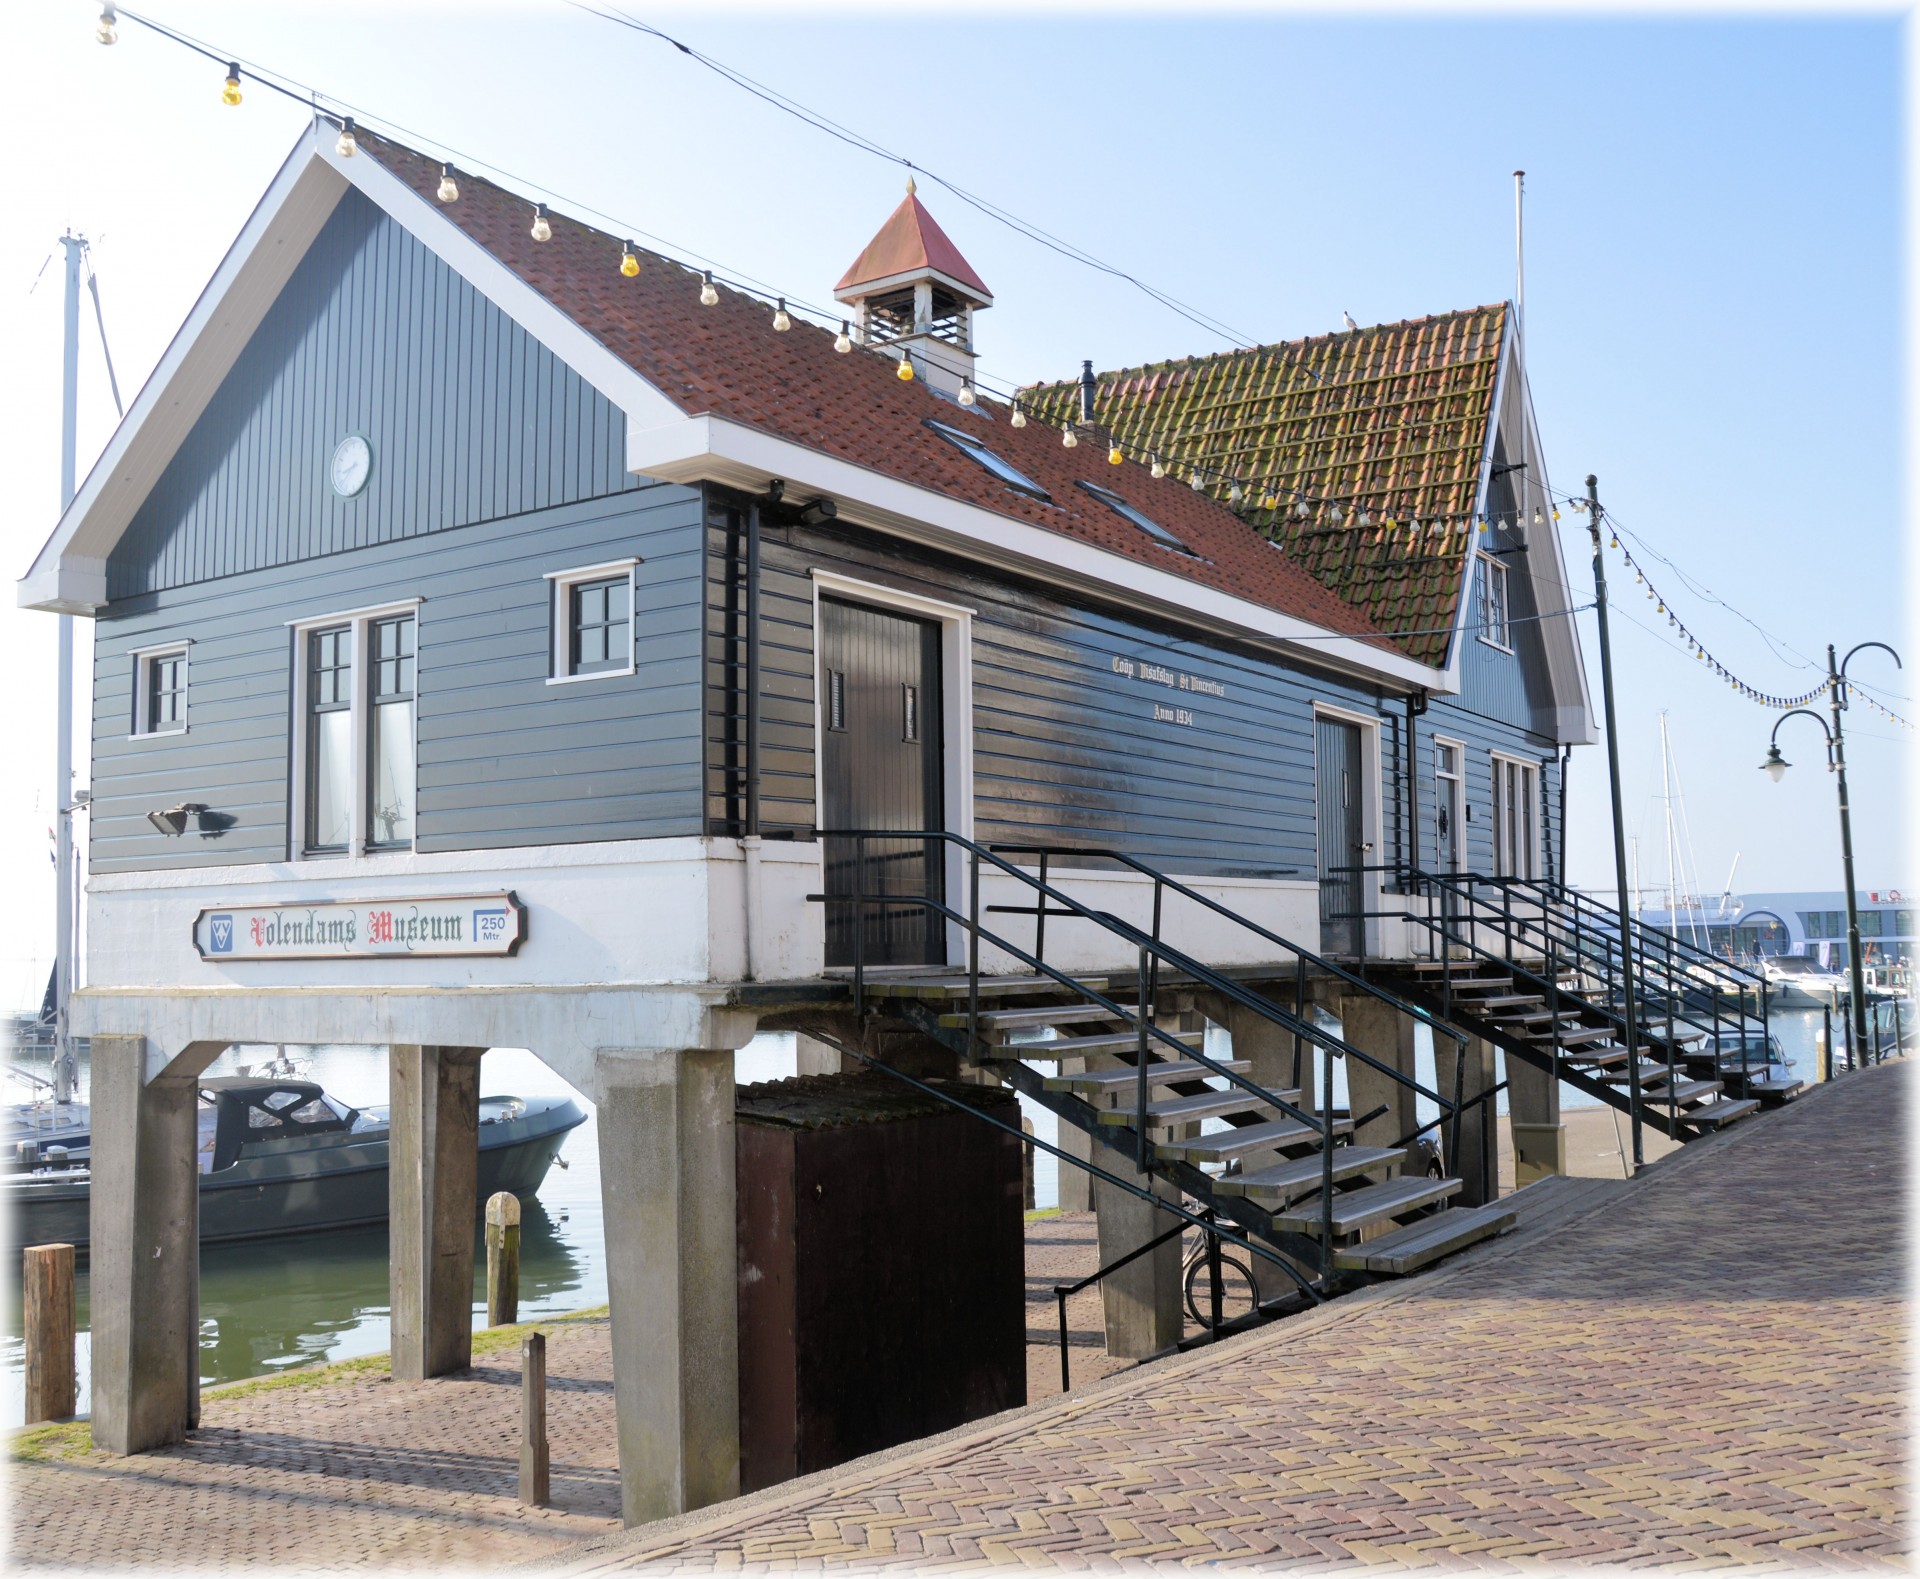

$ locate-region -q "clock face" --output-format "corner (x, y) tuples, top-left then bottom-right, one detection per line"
(329, 434), (372, 499)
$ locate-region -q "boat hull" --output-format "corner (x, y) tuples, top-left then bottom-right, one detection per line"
(8, 1098), (583, 1252)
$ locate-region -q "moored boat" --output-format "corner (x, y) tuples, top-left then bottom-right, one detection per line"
(6, 1073), (585, 1250)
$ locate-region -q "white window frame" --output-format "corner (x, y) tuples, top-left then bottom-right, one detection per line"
(129, 640), (191, 739)
(545, 558), (640, 685)
(810, 569), (976, 965)
(1489, 750), (1541, 880)
(1477, 552), (1512, 651)
(287, 598), (422, 860)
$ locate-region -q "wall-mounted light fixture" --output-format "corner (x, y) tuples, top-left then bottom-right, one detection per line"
(147, 803), (208, 837)
(799, 497), (838, 526)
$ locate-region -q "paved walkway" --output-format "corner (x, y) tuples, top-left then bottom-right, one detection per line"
(563, 1064), (1907, 1572)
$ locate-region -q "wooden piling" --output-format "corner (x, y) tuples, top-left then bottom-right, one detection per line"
(486, 1191), (521, 1327)
(520, 1331), (550, 1506)
(22, 1243), (76, 1423)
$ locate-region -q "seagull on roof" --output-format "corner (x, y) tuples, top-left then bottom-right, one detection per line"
(1342, 310), (1360, 331)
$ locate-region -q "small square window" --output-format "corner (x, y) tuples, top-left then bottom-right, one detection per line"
(546, 560), (640, 683)
(133, 645), (190, 736)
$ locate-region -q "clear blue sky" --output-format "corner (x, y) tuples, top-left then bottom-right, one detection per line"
(0, 3), (1910, 1007)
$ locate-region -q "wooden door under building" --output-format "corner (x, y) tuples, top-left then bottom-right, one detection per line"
(1317, 717), (1368, 957)
(821, 597), (946, 967)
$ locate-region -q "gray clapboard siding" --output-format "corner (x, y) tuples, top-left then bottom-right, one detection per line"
(92, 487), (706, 873)
(703, 503), (1567, 887)
(108, 187), (634, 602)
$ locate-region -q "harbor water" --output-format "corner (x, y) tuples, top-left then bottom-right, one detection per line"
(0, 1004), (1862, 1425)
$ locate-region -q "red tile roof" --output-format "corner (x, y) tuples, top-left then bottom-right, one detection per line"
(835, 191), (992, 301)
(359, 133), (1399, 657)
(1019, 311), (1510, 665)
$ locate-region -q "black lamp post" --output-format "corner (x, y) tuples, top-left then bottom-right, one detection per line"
(1762, 640), (1902, 1062)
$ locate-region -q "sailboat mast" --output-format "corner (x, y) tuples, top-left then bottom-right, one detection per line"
(53, 234), (82, 1107)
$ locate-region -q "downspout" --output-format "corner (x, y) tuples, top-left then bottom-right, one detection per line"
(1557, 743), (1572, 886)
(742, 495), (765, 979)
(1404, 691), (1427, 880)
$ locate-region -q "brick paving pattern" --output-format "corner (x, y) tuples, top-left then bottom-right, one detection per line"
(571, 1063), (1907, 1572)
(8, 1066), (1903, 1569)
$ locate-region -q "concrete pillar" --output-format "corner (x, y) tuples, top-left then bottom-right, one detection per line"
(597, 1047), (739, 1526)
(389, 1045), (484, 1382)
(1434, 1035), (1499, 1205)
(1223, 998), (1303, 1103)
(1091, 1162), (1184, 1359)
(1506, 1052), (1566, 1188)
(793, 1034), (844, 1077)
(1338, 995), (1416, 1155)
(89, 1036), (225, 1456)
(1056, 1058), (1092, 1211)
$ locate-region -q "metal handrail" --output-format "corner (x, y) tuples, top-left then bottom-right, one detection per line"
(814, 827), (1486, 1276)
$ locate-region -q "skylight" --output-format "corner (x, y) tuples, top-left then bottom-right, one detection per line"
(925, 420), (1052, 503)
(1076, 481), (1195, 555)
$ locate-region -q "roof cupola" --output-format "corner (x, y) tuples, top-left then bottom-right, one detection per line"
(835, 178), (992, 397)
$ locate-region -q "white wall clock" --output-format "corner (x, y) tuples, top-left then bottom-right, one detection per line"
(329, 434), (373, 499)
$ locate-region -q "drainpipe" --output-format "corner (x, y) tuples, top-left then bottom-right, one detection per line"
(1557, 744), (1572, 887)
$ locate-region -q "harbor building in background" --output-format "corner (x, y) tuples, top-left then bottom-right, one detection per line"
(21, 119), (1801, 1528)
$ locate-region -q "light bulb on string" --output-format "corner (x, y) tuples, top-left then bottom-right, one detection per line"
(772, 298), (791, 332)
(1190, 471), (1207, 492)
(1533, 508), (1545, 526)
(957, 381), (976, 407)
(699, 271), (719, 306)
(1150, 456), (1166, 479)
(221, 64), (243, 106)
(94, 5), (116, 43)
(620, 242), (640, 278)
(437, 164), (460, 203)
(896, 356), (915, 382)
(335, 118), (357, 158)
(1261, 491), (1278, 510)
(1229, 484), (1245, 506)
(1108, 445), (1124, 466)
(1293, 499), (1309, 521)
(834, 321), (852, 353)
(529, 204), (552, 243)
(1061, 427), (1078, 449)
(1357, 509), (1372, 528)
(1009, 406), (1026, 428)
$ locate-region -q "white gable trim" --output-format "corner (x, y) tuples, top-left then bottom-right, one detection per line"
(19, 122), (682, 615)
(627, 412), (1447, 692)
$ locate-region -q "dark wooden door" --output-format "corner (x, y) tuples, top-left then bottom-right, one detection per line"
(1317, 718), (1367, 956)
(821, 598), (945, 967)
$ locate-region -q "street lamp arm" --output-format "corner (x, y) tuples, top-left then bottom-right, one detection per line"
(1770, 708), (1833, 752)
(1835, 641), (1896, 683)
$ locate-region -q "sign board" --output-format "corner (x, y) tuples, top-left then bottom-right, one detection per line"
(193, 892), (527, 961)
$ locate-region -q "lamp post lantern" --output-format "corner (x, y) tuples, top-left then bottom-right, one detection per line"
(1762, 640), (1902, 1062)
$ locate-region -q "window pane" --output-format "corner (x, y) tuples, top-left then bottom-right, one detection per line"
(569, 575), (630, 675)
(369, 699), (415, 846)
(309, 708), (352, 850)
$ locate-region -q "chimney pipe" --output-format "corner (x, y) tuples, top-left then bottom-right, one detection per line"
(1078, 359), (1096, 424)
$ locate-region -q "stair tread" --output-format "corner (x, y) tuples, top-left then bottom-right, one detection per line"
(1157, 1115), (1351, 1163)
(863, 974), (1109, 1001)
(940, 1003), (1118, 1030)
(1271, 1174), (1462, 1233)
(1213, 1146), (1407, 1201)
(1042, 1028), (1205, 1055)
(1332, 1204), (1517, 1275)
(1044, 1058), (1251, 1095)
(1681, 1096), (1761, 1128)
(1095, 1088), (1277, 1127)
(1643, 1077), (1724, 1105)
(1475, 993), (1547, 1009)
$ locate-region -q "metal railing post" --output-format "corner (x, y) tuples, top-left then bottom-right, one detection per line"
(1135, 945), (1152, 1171)
(1321, 1039), (1336, 1279)
(1035, 849), (1050, 965)
(968, 849), (981, 1056)
(1821, 1000), (1834, 1082)
(853, 835), (867, 1015)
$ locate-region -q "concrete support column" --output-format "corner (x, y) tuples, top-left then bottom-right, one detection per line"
(1435, 1036), (1499, 1205)
(597, 1047), (739, 1527)
(1056, 1058), (1092, 1211)
(389, 1045), (484, 1382)
(1506, 1052), (1566, 1187)
(1337, 995), (1416, 1156)
(1222, 997), (1304, 1103)
(90, 1036), (225, 1455)
(793, 1034), (845, 1077)
(1091, 1162), (1183, 1359)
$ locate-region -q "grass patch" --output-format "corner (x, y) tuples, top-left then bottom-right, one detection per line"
(8, 1304), (612, 1466)
(1024, 1207), (1062, 1222)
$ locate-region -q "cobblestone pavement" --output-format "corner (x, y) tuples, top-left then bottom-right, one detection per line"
(566, 1064), (1908, 1572)
(4, 1216), (1121, 1570)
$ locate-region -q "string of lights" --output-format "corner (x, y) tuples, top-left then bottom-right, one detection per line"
(86, 3), (1904, 730)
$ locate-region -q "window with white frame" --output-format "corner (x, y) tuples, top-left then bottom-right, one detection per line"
(1490, 754), (1539, 879)
(547, 559), (639, 682)
(132, 644), (190, 736)
(1478, 553), (1511, 648)
(292, 603), (419, 857)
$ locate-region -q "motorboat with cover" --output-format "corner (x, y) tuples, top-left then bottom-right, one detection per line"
(6, 1073), (585, 1250)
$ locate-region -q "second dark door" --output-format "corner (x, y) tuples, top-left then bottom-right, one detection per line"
(821, 597), (945, 967)
(1317, 717), (1367, 957)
